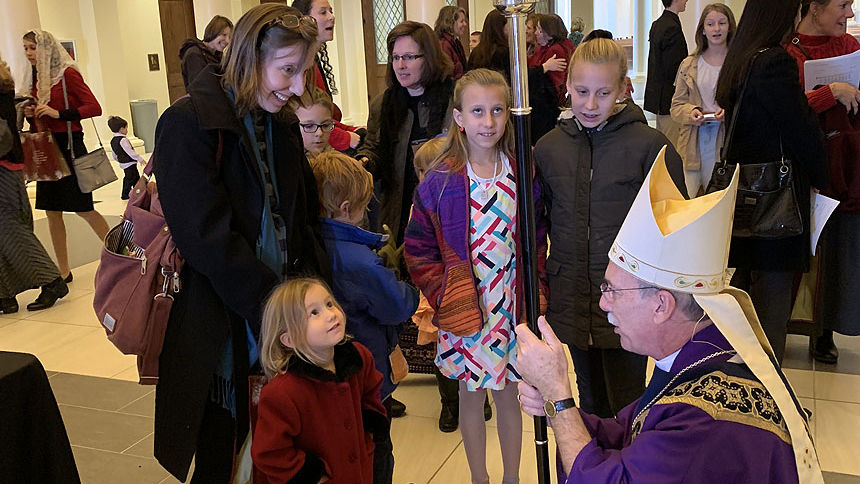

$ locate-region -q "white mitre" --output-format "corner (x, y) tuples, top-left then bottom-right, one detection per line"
(608, 147), (823, 484)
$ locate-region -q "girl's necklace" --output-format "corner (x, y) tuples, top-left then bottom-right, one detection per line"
(479, 156), (502, 201)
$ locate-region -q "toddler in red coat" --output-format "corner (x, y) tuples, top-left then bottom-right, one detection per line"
(252, 277), (388, 484)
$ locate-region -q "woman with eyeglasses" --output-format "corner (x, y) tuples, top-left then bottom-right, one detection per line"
(150, 5), (330, 482)
(357, 21), (455, 246)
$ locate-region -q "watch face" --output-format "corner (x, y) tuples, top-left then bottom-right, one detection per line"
(544, 400), (557, 418)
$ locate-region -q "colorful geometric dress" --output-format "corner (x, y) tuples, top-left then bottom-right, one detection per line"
(436, 155), (521, 391)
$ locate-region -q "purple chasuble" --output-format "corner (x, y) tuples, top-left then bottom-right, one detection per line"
(560, 324), (802, 483)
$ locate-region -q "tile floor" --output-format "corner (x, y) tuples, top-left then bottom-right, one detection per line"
(3, 169), (860, 483)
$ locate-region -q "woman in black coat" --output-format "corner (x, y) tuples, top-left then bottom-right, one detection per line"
(715, 0), (828, 364)
(151, 5), (329, 482)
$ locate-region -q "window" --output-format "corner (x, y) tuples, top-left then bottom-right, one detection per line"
(372, 0), (404, 64)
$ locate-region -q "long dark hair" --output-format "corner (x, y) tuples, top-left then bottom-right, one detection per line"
(292, 0), (338, 95)
(468, 9), (507, 70)
(715, 0), (801, 109)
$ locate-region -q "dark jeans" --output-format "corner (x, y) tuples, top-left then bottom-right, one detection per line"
(374, 397), (395, 484)
(189, 400), (235, 484)
(568, 345), (647, 418)
(121, 165), (140, 200)
(731, 268), (794, 365)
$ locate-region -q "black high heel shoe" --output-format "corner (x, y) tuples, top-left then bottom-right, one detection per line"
(26, 278), (69, 311)
(63, 272), (73, 284)
(0, 297), (18, 314)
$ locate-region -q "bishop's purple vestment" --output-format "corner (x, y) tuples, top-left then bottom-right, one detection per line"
(560, 324), (804, 483)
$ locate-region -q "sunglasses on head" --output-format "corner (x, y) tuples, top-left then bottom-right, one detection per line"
(259, 14), (318, 45)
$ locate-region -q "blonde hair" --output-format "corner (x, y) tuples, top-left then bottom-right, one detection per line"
(413, 137), (446, 175)
(0, 53), (13, 92)
(309, 151), (374, 218)
(428, 68), (515, 173)
(567, 37), (628, 89)
(222, 4), (319, 116)
(260, 278), (348, 379)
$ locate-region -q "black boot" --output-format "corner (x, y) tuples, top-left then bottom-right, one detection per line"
(26, 277), (69, 311)
(0, 297), (18, 314)
(389, 397), (406, 418)
(439, 402), (459, 433)
(435, 366), (460, 432)
(810, 330), (839, 364)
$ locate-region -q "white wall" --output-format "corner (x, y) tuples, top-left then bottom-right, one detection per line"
(470, 0), (496, 33)
(117, 0), (171, 118)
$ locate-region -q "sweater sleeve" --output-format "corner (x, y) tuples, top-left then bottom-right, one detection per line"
(60, 68), (101, 121)
(328, 125), (352, 151)
(403, 184), (446, 313)
(356, 94), (383, 175)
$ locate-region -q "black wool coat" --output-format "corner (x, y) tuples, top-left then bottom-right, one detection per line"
(644, 10), (688, 116)
(151, 66), (330, 480)
(724, 47), (829, 272)
(534, 101), (688, 349)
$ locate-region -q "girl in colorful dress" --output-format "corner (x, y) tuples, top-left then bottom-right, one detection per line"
(404, 68), (548, 484)
(253, 277), (388, 484)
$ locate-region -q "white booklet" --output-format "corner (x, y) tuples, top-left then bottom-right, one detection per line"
(810, 191), (840, 255)
(803, 49), (860, 91)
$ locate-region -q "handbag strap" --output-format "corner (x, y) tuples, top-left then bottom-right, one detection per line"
(790, 37), (813, 61)
(60, 76), (104, 162)
(61, 76), (73, 161)
(721, 48), (770, 165)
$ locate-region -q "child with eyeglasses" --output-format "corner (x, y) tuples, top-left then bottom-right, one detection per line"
(292, 88), (365, 158)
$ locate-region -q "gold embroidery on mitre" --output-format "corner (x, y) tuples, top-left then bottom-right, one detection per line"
(655, 371), (791, 444)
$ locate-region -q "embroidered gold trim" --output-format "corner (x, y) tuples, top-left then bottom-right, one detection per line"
(632, 371), (791, 444)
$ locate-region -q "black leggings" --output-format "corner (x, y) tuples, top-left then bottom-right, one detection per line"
(730, 268), (794, 365)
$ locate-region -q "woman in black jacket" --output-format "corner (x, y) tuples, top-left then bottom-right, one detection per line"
(151, 5), (329, 482)
(179, 15), (233, 90)
(715, 0), (828, 364)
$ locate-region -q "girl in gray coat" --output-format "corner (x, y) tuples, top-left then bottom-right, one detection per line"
(534, 38), (688, 418)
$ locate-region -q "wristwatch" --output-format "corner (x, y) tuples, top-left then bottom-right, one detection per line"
(544, 397), (577, 418)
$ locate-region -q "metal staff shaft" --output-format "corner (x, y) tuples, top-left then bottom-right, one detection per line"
(494, 2), (551, 483)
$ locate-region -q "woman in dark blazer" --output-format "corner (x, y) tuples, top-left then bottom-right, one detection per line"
(151, 5), (329, 482)
(715, 0), (828, 364)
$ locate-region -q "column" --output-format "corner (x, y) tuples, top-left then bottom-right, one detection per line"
(78, 0), (132, 146)
(330, 0), (368, 125)
(405, 0), (447, 26)
(194, 0), (234, 39)
(633, 0), (648, 78)
(0, 0), (41, 87)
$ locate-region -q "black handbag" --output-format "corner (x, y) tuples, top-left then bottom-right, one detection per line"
(706, 49), (803, 239)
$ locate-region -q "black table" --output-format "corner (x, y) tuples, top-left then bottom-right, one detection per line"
(0, 351), (81, 483)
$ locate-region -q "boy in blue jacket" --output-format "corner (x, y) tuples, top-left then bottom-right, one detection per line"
(309, 151), (419, 484)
